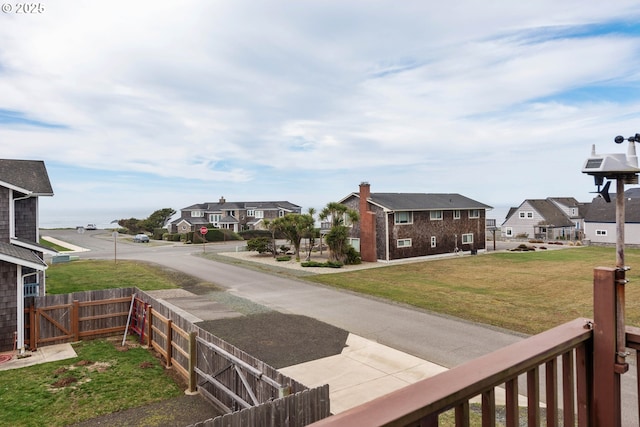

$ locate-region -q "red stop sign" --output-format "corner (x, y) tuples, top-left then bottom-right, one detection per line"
(200, 227), (208, 235)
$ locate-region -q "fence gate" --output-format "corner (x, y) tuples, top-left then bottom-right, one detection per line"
(26, 303), (75, 349)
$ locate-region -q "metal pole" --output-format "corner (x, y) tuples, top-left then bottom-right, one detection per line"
(615, 178), (628, 372)
(616, 178), (625, 269)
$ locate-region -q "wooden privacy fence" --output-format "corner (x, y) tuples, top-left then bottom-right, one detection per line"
(24, 288), (133, 349)
(25, 287), (330, 427)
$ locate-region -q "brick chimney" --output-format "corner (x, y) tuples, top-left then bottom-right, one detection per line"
(219, 196), (226, 204)
(359, 182), (377, 262)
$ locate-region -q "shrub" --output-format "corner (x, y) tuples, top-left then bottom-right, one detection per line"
(344, 247), (362, 265)
(276, 255), (291, 262)
(247, 237), (272, 254)
(511, 244), (535, 252)
(153, 228), (167, 240)
(164, 233), (183, 242)
(301, 261), (344, 268)
(279, 245), (291, 254)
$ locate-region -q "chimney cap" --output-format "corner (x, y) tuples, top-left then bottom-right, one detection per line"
(360, 181), (370, 186)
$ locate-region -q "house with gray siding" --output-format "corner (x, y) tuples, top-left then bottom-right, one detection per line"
(169, 197), (302, 234)
(339, 183), (492, 262)
(584, 188), (640, 245)
(0, 159), (55, 352)
(501, 198), (587, 241)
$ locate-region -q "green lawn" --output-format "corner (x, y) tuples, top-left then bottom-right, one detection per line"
(307, 246), (640, 335)
(0, 339), (182, 427)
(46, 260), (180, 294)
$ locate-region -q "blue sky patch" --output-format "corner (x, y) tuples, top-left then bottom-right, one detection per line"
(0, 109), (67, 129)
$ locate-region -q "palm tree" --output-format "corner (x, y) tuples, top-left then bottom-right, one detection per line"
(318, 202), (359, 263)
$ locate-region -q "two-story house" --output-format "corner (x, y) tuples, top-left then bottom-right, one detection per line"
(584, 188), (640, 245)
(169, 197), (302, 234)
(501, 197), (588, 241)
(339, 183), (492, 262)
(0, 159), (55, 352)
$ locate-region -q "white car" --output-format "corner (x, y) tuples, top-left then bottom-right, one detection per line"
(133, 234), (150, 243)
(86, 224), (97, 230)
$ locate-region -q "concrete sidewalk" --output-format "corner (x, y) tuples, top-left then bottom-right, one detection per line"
(0, 343), (77, 371)
(279, 333), (528, 414)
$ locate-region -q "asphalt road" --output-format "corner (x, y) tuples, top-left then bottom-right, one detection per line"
(42, 229), (639, 424)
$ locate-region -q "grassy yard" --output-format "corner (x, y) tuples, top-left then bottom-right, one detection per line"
(45, 260), (181, 294)
(0, 338), (183, 427)
(307, 246), (640, 335)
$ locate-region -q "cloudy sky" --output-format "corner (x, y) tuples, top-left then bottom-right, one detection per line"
(2, 1), (640, 227)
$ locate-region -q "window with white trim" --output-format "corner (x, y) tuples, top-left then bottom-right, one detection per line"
(247, 209), (255, 217)
(191, 211), (204, 217)
(279, 210), (285, 217)
(454, 210), (461, 219)
(397, 238), (412, 248)
(505, 227), (513, 237)
(430, 210), (443, 220)
(462, 233), (474, 244)
(255, 210), (264, 218)
(469, 209), (480, 219)
(209, 214), (221, 223)
(596, 230), (607, 236)
(430, 236), (436, 248)
(394, 211), (413, 225)
(519, 211), (534, 219)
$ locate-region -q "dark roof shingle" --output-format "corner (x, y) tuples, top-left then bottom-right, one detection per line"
(0, 159), (53, 195)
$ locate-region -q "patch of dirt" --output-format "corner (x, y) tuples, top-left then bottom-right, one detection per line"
(75, 359), (93, 366)
(52, 376), (78, 388)
(87, 361), (111, 373)
(139, 361), (154, 369)
(198, 311), (349, 369)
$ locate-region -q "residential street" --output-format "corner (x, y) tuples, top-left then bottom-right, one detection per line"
(42, 229), (639, 424)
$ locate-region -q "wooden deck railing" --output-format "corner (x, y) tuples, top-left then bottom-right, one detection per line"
(311, 318), (593, 427)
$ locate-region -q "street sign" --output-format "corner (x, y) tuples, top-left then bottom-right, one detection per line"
(200, 226), (208, 235)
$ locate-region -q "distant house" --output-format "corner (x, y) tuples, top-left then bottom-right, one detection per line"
(169, 197), (302, 234)
(0, 159), (55, 352)
(584, 188), (640, 245)
(339, 182), (492, 262)
(501, 197), (587, 241)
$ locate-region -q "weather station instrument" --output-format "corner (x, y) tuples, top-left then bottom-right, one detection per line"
(581, 133), (640, 413)
(582, 134), (640, 202)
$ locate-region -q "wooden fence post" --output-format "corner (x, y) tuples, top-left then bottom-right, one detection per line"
(146, 305), (152, 348)
(72, 300), (80, 342)
(166, 319), (172, 368)
(593, 267), (624, 427)
(187, 331), (197, 394)
(30, 305), (37, 350)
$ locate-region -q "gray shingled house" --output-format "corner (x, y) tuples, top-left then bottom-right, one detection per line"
(0, 159), (55, 352)
(501, 197), (587, 241)
(584, 188), (640, 245)
(339, 183), (492, 262)
(169, 197), (302, 234)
